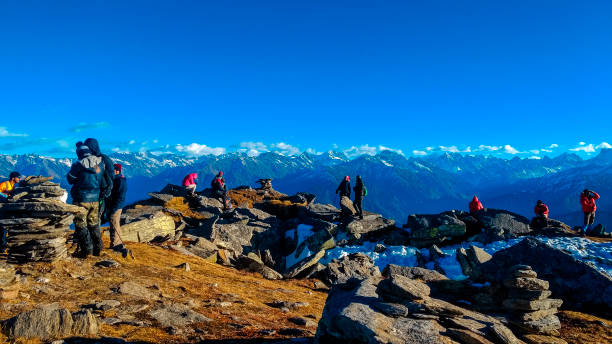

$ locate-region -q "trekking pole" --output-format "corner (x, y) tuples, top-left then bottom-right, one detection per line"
(114, 228), (135, 260)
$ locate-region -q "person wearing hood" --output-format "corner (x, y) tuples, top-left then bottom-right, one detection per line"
(469, 196), (484, 214)
(353, 175), (366, 219)
(336, 176), (351, 199)
(67, 143), (105, 258)
(581, 189), (600, 231)
(182, 173), (198, 195)
(108, 163), (128, 250)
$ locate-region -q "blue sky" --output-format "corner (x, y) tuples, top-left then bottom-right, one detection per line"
(0, 1), (610, 159)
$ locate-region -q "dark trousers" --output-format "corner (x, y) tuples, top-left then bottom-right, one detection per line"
(584, 212), (595, 226)
(354, 197), (363, 217)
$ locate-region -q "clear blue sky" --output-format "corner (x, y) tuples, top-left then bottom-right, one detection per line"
(0, 1), (610, 158)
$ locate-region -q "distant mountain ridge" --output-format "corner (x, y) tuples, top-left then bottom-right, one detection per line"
(1, 149), (610, 227)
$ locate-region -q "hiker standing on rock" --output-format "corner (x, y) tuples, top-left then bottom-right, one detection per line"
(67, 144), (105, 258)
(0, 171), (21, 253)
(581, 189), (600, 231)
(353, 175), (366, 219)
(336, 176), (351, 200)
(182, 173), (198, 196)
(534, 200), (549, 218)
(469, 196), (483, 214)
(83, 138), (114, 224)
(108, 163), (127, 251)
(211, 171), (230, 210)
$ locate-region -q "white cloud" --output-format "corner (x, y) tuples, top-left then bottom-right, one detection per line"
(503, 145), (520, 154)
(238, 142), (269, 157)
(579, 142), (586, 146)
(413, 150), (428, 156)
(426, 147), (434, 151)
(305, 148), (322, 155)
(343, 144), (378, 158)
(528, 156), (542, 160)
(540, 149), (552, 153)
(271, 142), (300, 156)
(529, 150), (540, 155)
(112, 147), (130, 153)
(476, 145), (502, 152)
(56, 140), (69, 148)
(548, 144), (559, 149)
(570, 144), (595, 153)
(70, 122), (110, 133)
(0, 127), (28, 137)
(175, 143), (226, 156)
(129, 140), (136, 145)
(596, 142), (612, 149)
(153, 139), (158, 144)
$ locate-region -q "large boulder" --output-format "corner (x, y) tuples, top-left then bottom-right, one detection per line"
(119, 211), (176, 243)
(343, 214), (396, 242)
(382, 265), (448, 283)
(1, 304), (98, 340)
(298, 203), (340, 222)
(480, 238), (612, 314)
(340, 196), (357, 217)
(530, 217), (576, 238)
(323, 253), (381, 286)
(405, 213), (466, 248)
(474, 209), (531, 241)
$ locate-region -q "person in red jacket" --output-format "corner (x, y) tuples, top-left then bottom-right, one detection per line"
(469, 196), (484, 214)
(534, 200), (549, 218)
(581, 189), (600, 228)
(182, 173), (198, 195)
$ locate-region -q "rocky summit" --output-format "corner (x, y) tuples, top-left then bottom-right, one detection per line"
(0, 176), (610, 343)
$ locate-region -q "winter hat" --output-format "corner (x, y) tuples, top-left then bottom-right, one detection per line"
(114, 163), (122, 172)
(9, 171), (21, 179)
(219, 171), (223, 176)
(77, 144), (92, 158)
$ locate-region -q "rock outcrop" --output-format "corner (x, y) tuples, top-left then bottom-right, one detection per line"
(480, 238), (612, 314)
(0, 177), (84, 263)
(322, 252), (381, 286)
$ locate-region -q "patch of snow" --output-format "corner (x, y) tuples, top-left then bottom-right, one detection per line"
(380, 160), (393, 167)
(285, 224), (314, 269)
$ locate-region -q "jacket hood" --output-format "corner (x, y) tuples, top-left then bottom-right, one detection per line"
(472, 196), (479, 202)
(80, 155), (102, 170)
(84, 138), (102, 156)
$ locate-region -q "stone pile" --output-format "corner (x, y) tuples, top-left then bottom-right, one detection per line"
(502, 265), (563, 335)
(256, 178), (273, 191)
(0, 176), (85, 264)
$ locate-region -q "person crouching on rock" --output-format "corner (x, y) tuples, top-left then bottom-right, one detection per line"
(581, 189), (600, 233)
(353, 175), (366, 220)
(336, 176), (351, 203)
(211, 171), (230, 210)
(182, 173), (198, 196)
(469, 196), (483, 214)
(67, 143), (105, 258)
(108, 163), (127, 251)
(0, 171), (21, 253)
(534, 200), (549, 219)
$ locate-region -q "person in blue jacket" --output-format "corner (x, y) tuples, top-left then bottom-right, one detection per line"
(108, 163), (127, 250)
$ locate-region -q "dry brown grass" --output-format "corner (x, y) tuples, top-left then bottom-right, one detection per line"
(0, 236), (326, 343)
(164, 197), (205, 220)
(559, 310), (612, 344)
(227, 189), (286, 208)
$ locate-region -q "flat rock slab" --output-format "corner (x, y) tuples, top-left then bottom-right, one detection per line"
(507, 289), (552, 301)
(378, 274), (431, 300)
(503, 298), (562, 311)
(116, 281), (158, 300)
(149, 304), (211, 327)
(446, 327), (495, 344)
(512, 308), (558, 322)
(510, 314), (561, 335)
(514, 269), (538, 278)
(522, 334), (568, 344)
(504, 277), (549, 291)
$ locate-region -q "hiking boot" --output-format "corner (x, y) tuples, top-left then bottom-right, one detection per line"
(72, 249), (91, 259)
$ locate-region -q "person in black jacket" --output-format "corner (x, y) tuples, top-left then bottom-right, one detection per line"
(353, 175), (366, 219)
(67, 144), (105, 258)
(84, 138), (114, 222)
(336, 176), (351, 200)
(108, 163), (128, 250)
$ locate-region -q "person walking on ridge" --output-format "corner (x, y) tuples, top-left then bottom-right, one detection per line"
(353, 175), (366, 219)
(534, 200), (549, 218)
(581, 189), (600, 232)
(67, 144), (105, 258)
(183, 173), (198, 196)
(108, 164), (127, 252)
(469, 196), (483, 214)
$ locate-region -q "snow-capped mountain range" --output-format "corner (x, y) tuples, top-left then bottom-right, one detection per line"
(1, 149), (610, 227)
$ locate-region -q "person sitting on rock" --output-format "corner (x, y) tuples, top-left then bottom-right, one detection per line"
(469, 195), (484, 214)
(211, 171), (230, 210)
(108, 163), (128, 252)
(67, 144), (105, 258)
(336, 176), (351, 200)
(534, 200), (549, 218)
(182, 173), (198, 196)
(353, 175), (366, 220)
(581, 189), (600, 233)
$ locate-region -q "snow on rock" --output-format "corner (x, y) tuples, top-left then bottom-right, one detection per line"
(321, 236), (612, 281)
